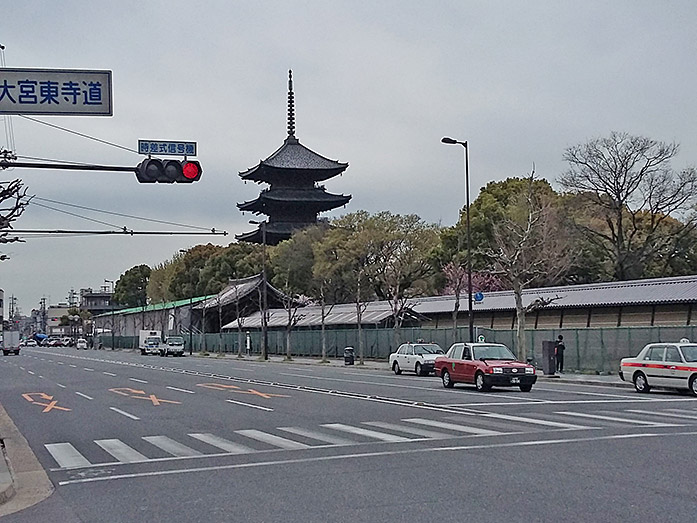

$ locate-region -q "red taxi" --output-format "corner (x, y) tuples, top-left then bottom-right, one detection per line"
(435, 342), (537, 392)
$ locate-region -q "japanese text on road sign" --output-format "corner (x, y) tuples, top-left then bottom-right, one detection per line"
(138, 140), (197, 157)
(0, 68), (112, 116)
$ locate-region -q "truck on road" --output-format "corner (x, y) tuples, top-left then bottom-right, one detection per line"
(2, 331), (21, 356)
(139, 330), (162, 356)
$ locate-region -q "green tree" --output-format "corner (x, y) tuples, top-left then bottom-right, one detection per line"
(114, 265), (152, 307)
(169, 243), (224, 299)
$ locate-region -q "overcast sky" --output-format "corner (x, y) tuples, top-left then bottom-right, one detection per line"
(1, 0), (696, 316)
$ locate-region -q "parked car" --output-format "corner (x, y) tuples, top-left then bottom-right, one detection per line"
(619, 341), (697, 396)
(141, 336), (161, 355)
(435, 342), (537, 392)
(25, 339), (38, 347)
(160, 336), (185, 357)
(76, 338), (88, 350)
(389, 342), (444, 376)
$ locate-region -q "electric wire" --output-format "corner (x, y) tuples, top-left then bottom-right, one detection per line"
(18, 115), (139, 154)
(29, 200), (124, 229)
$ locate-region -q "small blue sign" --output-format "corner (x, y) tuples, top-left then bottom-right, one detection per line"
(474, 292), (484, 302)
(138, 140), (197, 157)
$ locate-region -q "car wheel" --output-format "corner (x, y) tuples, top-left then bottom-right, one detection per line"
(633, 372), (650, 393)
(519, 384), (533, 392)
(689, 375), (697, 397)
(475, 372), (491, 392)
(415, 363), (423, 376)
(141, 349), (146, 356)
(441, 369), (454, 388)
(392, 362), (402, 375)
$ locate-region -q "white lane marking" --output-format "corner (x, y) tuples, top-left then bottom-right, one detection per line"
(56, 383), (66, 388)
(235, 429), (311, 450)
(58, 362), (64, 365)
(321, 423), (411, 443)
(666, 408), (697, 414)
(95, 439), (148, 463)
(38, 375), (44, 379)
(109, 407), (140, 420)
(84, 368), (95, 372)
(402, 418), (502, 436)
(166, 386), (195, 394)
(363, 421), (454, 439)
(28, 370), (35, 375)
(58, 430), (697, 486)
(129, 378), (148, 384)
(75, 391), (93, 400)
(142, 436), (203, 457)
(69, 365), (77, 368)
(188, 433), (254, 454)
(45, 443), (92, 468)
(534, 387), (639, 399)
(277, 427), (354, 446)
(226, 399), (273, 412)
(482, 412), (591, 430)
(625, 409), (697, 420)
(103, 372), (117, 377)
(557, 411), (680, 427)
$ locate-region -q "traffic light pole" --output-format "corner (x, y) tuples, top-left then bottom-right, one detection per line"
(0, 160), (137, 173)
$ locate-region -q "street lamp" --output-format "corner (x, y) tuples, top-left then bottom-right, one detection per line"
(441, 137), (474, 343)
(68, 314), (81, 344)
(179, 249), (194, 355)
(249, 220), (268, 360)
(104, 279), (115, 349)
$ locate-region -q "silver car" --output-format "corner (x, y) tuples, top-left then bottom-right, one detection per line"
(389, 342), (444, 376)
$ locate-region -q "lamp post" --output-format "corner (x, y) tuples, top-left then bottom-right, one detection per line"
(179, 249), (194, 355)
(441, 137), (474, 343)
(249, 220), (268, 360)
(104, 279), (115, 349)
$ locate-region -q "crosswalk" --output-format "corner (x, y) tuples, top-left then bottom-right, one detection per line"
(44, 406), (697, 470)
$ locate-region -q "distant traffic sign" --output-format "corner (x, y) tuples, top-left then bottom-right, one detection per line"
(138, 140), (197, 157)
(0, 68), (112, 116)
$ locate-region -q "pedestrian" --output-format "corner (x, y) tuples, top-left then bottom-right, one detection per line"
(555, 335), (565, 373)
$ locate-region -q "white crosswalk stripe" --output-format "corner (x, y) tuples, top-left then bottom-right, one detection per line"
(363, 421), (454, 439)
(277, 427), (354, 445)
(45, 443), (91, 468)
(625, 409), (697, 420)
(482, 412), (591, 430)
(557, 411), (680, 427)
(402, 418), (502, 435)
(143, 436), (203, 457)
(188, 433), (254, 454)
(95, 439), (148, 463)
(235, 429), (311, 449)
(321, 423), (412, 442)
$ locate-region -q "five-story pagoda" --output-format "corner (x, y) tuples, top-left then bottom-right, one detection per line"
(237, 70), (351, 245)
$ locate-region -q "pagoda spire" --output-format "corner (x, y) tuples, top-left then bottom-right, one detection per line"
(287, 69), (295, 137)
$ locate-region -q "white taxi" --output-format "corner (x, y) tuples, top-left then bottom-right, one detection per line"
(619, 341), (697, 395)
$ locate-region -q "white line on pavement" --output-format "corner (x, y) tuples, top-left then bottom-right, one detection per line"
(109, 407), (140, 420)
(166, 386), (195, 394)
(226, 399), (273, 411)
(129, 378), (148, 384)
(75, 392), (93, 400)
(103, 372), (117, 377)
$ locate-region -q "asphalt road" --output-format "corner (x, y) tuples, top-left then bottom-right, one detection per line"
(1, 347), (696, 522)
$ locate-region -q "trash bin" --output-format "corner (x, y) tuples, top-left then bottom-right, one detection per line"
(542, 340), (556, 375)
(343, 347), (355, 365)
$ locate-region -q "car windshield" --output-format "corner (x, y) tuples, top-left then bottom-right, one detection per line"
(168, 338), (184, 345)
(680, 345), (697, 362)
(413, 344), (444, 355)
(472, 344), (516, 360)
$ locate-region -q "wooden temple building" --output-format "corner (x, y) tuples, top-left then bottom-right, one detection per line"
(237, 70), (351, 245)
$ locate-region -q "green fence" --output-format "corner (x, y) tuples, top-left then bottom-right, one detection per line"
(99, 325), (697, 374)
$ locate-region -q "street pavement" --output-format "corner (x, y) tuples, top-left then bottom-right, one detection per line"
(0, 350), (630, 512)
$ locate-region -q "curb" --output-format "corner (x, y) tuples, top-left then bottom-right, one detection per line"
(0, 443), (15, 506)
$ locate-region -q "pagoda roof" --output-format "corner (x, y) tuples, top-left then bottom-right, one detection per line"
(236, 221), (310, 245)
(238, 188), (351, 213)
(239, 135), (348, 182)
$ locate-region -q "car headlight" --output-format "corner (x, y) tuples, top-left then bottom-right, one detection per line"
(525, 367), (535, 374)
(493, 367), (503, 374)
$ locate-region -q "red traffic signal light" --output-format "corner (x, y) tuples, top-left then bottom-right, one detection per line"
(135, 159), (202, 183)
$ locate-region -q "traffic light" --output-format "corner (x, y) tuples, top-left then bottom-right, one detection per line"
(135, 159), (202, 183)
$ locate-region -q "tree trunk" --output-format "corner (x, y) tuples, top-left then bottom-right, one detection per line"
(320, 297), (328, 363)
(513, 280), (527, 361)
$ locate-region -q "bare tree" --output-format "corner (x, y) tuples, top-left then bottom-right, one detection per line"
(0, 176), (31, 258)
(483, 171), (573, 361)
(560, 132), (697, 280)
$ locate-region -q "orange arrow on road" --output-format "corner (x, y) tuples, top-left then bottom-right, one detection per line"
(22, 393), (71, 412)
(22, 392), (54, 402)
(109, 387), (146, 396)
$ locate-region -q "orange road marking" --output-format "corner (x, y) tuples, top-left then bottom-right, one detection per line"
(109, 387), (146, 396)
(41, 400), (71, 413)
(237, 389), (289, 399)
(109, 388), (180, 405)
(196, 383), (241, 391)
(22, 392), (71, 413)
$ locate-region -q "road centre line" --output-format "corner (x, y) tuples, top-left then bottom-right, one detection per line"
(166, 386), (196, 394)
(534, 387), (638, 399)
(28, 370), (35, 375)
(83, 368), (95, 371)
(56, 383), (66, 388)
(444, 397), (695, 407)
(57, 429), (697, 486)
(129, 378), (148, 384)
(103, 372), (117, 376)
(109, 407), (140, 420)
(226, 399), (273, 411)
(75, 392), (93, 400)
